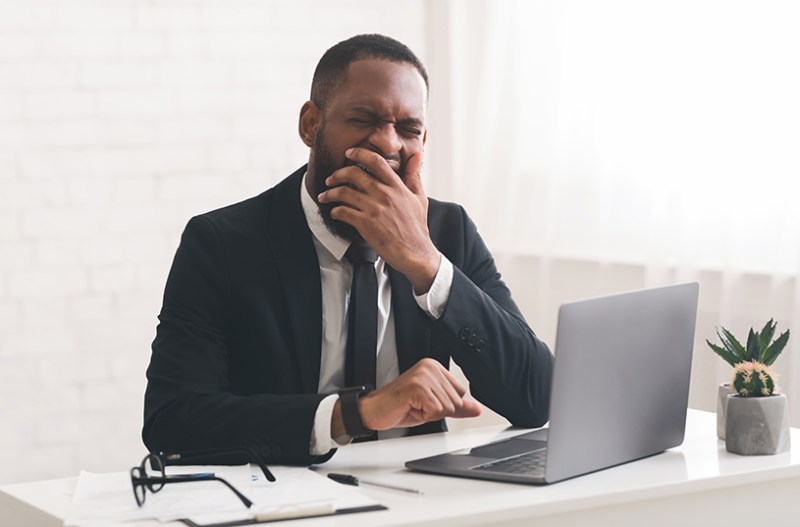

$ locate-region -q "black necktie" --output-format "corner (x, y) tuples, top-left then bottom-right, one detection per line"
(344, 241), (378, 391)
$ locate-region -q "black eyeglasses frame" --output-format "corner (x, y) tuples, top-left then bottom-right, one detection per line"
(130, 453), (255, 508)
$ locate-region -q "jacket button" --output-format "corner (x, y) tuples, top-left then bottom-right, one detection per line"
(260, 445), (271, 458)
(468, 334), (478, 347)
(459, 328), (471, 341)
(272, 445), (282, 458)
(475, 339), (486, 352)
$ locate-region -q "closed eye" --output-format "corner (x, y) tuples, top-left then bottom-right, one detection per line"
(348, 118), (374, 125)
(401, 127), (423, 136)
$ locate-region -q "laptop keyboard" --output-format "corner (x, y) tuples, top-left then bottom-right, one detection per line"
(472, 448), (547, 476)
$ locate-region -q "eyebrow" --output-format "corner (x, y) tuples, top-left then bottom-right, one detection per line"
(349, 106), (424, 128)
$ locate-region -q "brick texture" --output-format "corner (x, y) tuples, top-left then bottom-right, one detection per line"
(0, 0), (426, 485)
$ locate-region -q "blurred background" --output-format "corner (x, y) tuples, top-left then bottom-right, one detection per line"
(1, 0), (799, 484)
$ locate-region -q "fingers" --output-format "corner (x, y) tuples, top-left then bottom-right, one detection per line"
(319, 183), (370, 212)
(406, 359), (474, 422)
(398, 395), (481, 428)
(323, 164), (378, 194)
(344, 147), (403, 187)
(317, 163), (386, 211)
(325, 149), (425, 198)
(454, 398), (482, 419)
(402, 151), (425, 196)
(359, 358), (481, 431)
(417, 373), (460, 420)
(317, 165), (378, 217)
(340, 148), (425, 197)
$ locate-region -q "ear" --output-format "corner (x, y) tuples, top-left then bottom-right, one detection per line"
(299, 101), (321, 147)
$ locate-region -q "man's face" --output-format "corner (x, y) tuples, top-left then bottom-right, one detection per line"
(305, 59), (428, 241)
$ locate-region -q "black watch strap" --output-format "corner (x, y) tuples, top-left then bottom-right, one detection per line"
(338, 385), (375, 439)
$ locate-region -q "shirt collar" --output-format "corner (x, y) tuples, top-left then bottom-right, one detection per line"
(300, 172), (351, 261)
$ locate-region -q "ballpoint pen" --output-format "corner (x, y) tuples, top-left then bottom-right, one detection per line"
(327, 473), (424, 495)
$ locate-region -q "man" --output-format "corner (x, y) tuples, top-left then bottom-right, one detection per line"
(143, 34), (553, 465)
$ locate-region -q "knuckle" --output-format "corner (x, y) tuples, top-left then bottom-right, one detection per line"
(418, 357), (435, 367)
(429, 399), (444, 416)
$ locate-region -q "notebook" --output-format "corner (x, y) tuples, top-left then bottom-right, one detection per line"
(406, 282), (699, 484)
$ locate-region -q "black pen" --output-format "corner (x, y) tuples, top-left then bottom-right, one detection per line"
(327, 473), (423, 495)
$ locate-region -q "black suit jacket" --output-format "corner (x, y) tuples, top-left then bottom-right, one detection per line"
(143, 166), (553, 465)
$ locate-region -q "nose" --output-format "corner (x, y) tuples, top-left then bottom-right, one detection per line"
(367, 122), (402, 158)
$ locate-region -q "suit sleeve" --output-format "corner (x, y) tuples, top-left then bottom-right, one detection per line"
(142, 216), (334, 465)
(434, 207), (553, 428)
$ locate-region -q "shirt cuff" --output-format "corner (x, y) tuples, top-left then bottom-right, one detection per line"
(413, 253), (453, 320)
(310, 394), (349, 455)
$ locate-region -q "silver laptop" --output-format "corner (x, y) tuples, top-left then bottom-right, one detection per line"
(406, 282), (699, 484)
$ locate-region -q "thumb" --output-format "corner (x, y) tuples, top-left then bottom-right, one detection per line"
(453, 398), (482, 419)
(402, 151), (425, 195)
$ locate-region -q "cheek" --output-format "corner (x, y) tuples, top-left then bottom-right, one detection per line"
(401, 142), (424, 162)
(403, 134), (425, 150)
(319, 121), (362, 155)
(407, 139), (424, 151)
(332, 125), (368, 146)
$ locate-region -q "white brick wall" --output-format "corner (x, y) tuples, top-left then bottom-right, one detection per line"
(0, 0), (426, 485)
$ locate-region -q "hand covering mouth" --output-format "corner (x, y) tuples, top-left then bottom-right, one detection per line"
(352, 159), (402, 176)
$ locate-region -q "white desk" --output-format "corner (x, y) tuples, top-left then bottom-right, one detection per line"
(3, 409), (800, 526)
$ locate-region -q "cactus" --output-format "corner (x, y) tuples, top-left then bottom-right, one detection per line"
(707, 319), (790, 367)
(732, 360), (776, 397)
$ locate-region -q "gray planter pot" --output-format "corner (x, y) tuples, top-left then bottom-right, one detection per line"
(717, 382), (733, 439)
(725, 393), (791, 455)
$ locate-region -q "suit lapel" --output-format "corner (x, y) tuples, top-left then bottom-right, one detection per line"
(389, 268), (431, 373)
(268, 167), (322, 394)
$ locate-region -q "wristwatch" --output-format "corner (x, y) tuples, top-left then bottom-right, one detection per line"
(338, 385), (375, 439)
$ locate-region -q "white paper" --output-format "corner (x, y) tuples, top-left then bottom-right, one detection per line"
(64, 464), (379, 527)
(251, 466), (378, 512)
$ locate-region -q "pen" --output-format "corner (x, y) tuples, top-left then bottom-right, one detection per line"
(327, 473), (423, 495)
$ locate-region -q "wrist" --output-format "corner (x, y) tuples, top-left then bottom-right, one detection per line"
(408, 247), (441, 294)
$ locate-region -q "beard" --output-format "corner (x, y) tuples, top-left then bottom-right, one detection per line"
(309, 124), (361, 242)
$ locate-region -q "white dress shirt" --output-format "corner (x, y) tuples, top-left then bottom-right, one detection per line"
(298, 174), (454, 455)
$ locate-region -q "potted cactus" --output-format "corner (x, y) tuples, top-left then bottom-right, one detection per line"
(706, 319), (790, 439)
(706, 319), (790, 455)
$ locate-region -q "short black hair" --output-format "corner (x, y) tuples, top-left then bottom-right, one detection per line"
(310, 34), (429, 109)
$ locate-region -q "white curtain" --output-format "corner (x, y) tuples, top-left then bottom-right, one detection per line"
(427, 0), (800, 424)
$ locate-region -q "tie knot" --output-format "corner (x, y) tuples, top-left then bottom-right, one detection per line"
(345, 241), (377, 265)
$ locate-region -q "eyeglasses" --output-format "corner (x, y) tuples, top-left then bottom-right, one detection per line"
(130, 446), (275, 508)
(130, 453), (253, 508)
